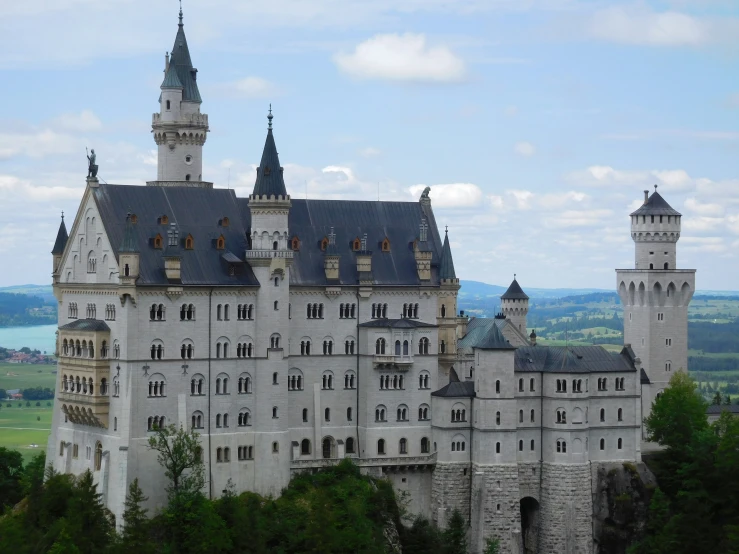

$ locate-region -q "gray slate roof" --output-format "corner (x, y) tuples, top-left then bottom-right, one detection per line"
(514, 346), (637, 374)
(119, 213), (139, 253)
(252, 123), (288, 198)
(706, 404), (739, 414)
(475, 323), (516, 350)
(432, 368), (476, 398)
(52, 216), (68, 255)
(359, 318), (437, 329)
(161, 61), (184, 89)
(59, 319), (111, 332)
(169, 19), (201, 103)
(92, 183), (444, 288)
(630, 191), (681, 217)
(501, 278), (528, 300)
(439, 230), (456, 280)
(640, 368), (651, 385)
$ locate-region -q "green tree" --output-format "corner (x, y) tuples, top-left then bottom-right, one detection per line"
(402, 516), (443, 554)
(47, 524), (82, 554)
(118, 478), (154, 553)
(714, 391), (723, 405)
(645, 372), (708, 449)
(0, 446), (24, 508)
(724, 394), (732, 405)
(483, 536), (501, 554)
(442, 510), (467, 554)
(65, 469), (115, 553)
(147, 424), (204, 498)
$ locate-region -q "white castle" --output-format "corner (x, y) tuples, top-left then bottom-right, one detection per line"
(46, 10), (695, 553)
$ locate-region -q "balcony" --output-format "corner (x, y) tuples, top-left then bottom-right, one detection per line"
(373, 354), (413, 370)
(245, 249), (294, 260)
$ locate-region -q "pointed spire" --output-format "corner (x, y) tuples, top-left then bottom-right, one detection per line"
(168, 3), (201, 103)
(179, 0), (183, 26)
(119, 213), (139, 253)
(439, 227), (456, 280)
(252, 107), (287, 198)
(501, 276), (528, 300)
(51, 212), (68, 255)
(161, 56), (184, 89)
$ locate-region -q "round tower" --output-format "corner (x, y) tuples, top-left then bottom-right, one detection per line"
(630, 185), (681, 270)
(500, 275), (528, 333)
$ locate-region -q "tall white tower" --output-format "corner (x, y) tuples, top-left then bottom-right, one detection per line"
(616, 187), (695, 434)
(150, 7), (210, 187)
(500, 276), (528, 333)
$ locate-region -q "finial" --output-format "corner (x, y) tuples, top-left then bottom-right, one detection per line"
(654, 184), (658, 191)
(268, 104), (273, 130)
(514, 273), (516, 280)
(328, 226), (336, 246)
(178, 0), (183, 25)
(61, 211), (64, 221)
(445, 225), (448, 234)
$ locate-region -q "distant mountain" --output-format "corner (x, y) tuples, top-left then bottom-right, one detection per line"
(0, 284), (55, 303)
(460, 280), (611, 300)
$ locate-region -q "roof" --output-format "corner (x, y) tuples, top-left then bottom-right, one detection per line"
(475, 323), (516, 350)
(59, 319), (111, 332)
(431, 368), (476, 398)
(94, 184), (259, 286)
(501, 278), (528, 300)
(161, 60), (184, 89)
(359, 318), (437, 329)
(630, 190), (681, 217)
(252, 120), (287, 197)
(241, 197), (445, 287)
(514, 345), (637, 374)
(52, 216), (68, 255)
(706, 404), (739, 415)
(168, 16), (201, 102)
(458, 317), (505, 351)
(640, 368), (651, 385)
(439, 230), (456, 280)
(119, 213), (139, 253)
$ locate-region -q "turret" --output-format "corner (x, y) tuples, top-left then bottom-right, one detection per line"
(150, 6), (210, 187)
(501, 275), (528, 333)
(437, 227), (460, 376)
(51, 213), (68, 283)
(630, 185), (681, 270)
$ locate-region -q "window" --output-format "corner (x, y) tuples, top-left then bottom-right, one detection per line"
(339, 303), (357, 319)
(556, 409), (566, 424)
(418, 405), (429, 420)
(238, 409), (251, 427)
(375, 338), (386, 355)
(519, 440), (523, 452)
(273, 372), (278, 385)
(600, 408), (605, 422)
(419, 372), (430, 389)
(322, 372), (333, 390)
(272, 407), (278, 418)
(301, 439), (311, 455)
(352, 238), (361, 251)
(153, 234), (163, 249)
(496, 442), (501, 454)
(418, 337), (430, 355)
(302, 408), (308, 422)
(300, 340), (312, 355)
(530, 439), (535, 451)
(598, 378), (607, 391)
(105, 304), (116, 320)
(397, 405), (408, 421)
(346, 437), (355, 454)
(496, 411), (501, 425)
(495, 380), (501, 394)
(94, 442), (102, 471)
(519, 378), (524, 392)
(149, 304), (165, 321)
(185, 235), (194, 249)
(557, 440), (566, 453)
(618, 408), (623, 422)
(519, 410), (523, 423)
(344, 339), (355, 355)
(665, 361), (671, 372)
(381, 238), (390, 252)
(190, 376), (205, 396)
(399, 438), (407, 454)
(375, 405), (387, 422)
(440, 340), (446, 354)
(270, 334), (281, 349)
(657, 312), (664, 321)
(666, 338), (672, 346)
(150, 341), (164, 360)
(347, 407), (352, 421)
(181, 303), (196, 320)
(323, 339), (333, 355)
(618, 438), (623, 450)
(216, 235), (225, 250)
(274, 301), (279, 311)
(421, 437), (430, 453)
(325, 407), (331, 422)
(166, 99), (171, 110)
(530, 409), (535, 423)
(377, 439), (386, 455)
(600, 438), (605, 451)
(272, 442), (279, 453)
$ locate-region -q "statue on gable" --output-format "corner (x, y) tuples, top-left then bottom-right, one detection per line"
(420, 186), (431, 199)
(86, 148), (98, 179)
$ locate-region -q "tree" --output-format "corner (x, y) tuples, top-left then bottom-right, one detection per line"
(483, 537), (501, 554)
(0, 446), (24, 508)
(724, 394), (732, 405)
(442, 510), (468, 554)
(645, 372), (708, 449)
(714, 391), (723, 405)
(147, 423), (204, 498)
(118, 478), (154, 553)
(65, 469), (115, 553)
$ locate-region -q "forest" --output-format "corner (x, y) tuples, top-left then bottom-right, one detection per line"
(0, 293), (56, 327)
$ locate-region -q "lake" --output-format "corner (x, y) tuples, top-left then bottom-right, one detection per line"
(0, 325), (57, 354)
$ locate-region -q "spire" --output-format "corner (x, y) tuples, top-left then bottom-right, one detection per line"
(179, 0), (183, 25)
(51, 212), (68, 255)
(119, 213), (139, 253)
(501, 276), (528, 300)
(252, 107), (288, 198)
(168, 5), (201, 103)
(630, 188), (681, 217)
(161, 57), (184, 89)
(439, 227), (456, 280)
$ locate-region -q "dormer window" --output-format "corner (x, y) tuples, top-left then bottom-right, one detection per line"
(130, 214), (138, 224)
(220, 217), (230, 228)
(291, 236), (300, 251)
(153, 234), (163, 249)
(185, 234), (194, 250)
(216, 235), (225, 250)
(352, 237), (361, 251)
(158, 215), (169, 225)
(264, 166), (271, 176)
(320, 237), (329, 251)
(381, 238), (390, 252)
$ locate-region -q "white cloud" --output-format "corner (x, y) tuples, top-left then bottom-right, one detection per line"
(409, 183), (483, 208)
(588, 6), (707, 46)
(52, 110), (102, 132)
(0, 129), (82, 160)
(333, 33), (466, 83)
(359, 147), (381, 158)
(684, 197), (724, 217)
(544, 209), (614, 229)
(514, 141), (536, 157)
(211, 76), (281, 99)
(566, 166), (696, 192)
(508, 189), (534, 210)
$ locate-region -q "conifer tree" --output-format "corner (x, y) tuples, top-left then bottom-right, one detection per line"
(119, 478), (154, 553)
(442, 510), (468, 554)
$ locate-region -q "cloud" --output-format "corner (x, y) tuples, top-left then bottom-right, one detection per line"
(211, 76), (281, 99)
(566, 166), (696, 192)
(684, 197), (725, 217)
(514, 141), (536, 157)
(359, 147), (381, 158)
(408, 183), (483, 208)
(333, 33), (466, 83)
(51, 110), (102, 132)
(544, 209), (614, 229)
(0, 129), (83, 160)
(588, 6), (707, 46)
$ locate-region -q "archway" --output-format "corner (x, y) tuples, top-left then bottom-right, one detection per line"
(322, 436), (336, 459)
(520, 497), (540, 554)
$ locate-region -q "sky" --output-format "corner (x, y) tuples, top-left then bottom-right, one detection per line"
(0, 0), (738, 290)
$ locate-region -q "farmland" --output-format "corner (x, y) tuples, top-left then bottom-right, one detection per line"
(0, 361), (57, 391)
(0, 404), (52, 463)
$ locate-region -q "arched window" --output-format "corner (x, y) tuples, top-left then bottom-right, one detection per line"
(402, 340), (409, 356)
(346, 437), (355, 454)
(395, 340), (401, 356)
(618, 408), (623, 421)
(496, 411), (501, 425)
(496, 380), (501, 394)
(600, 408), (605, 422)
(600, 438), (605, 451)
(519, 378), (524, 392)
(347, 407), (352, 421)
(618, 438), (623, 449)
(441, 305), (446, 318)
(399, 438), (407, 454)
(325, 407), (331, 422)
(377, 439), (386, 455)
(421, 437), (429, 453)
(301, 439), (311, 455)
(519, 440), (523, 452)
(519, 409), (523, 423)
(302, 408), (308, 422)
(376, 338), (386, 355)
(238, 409), (251, 427)
(272, 406), (278, 418)
(496, 442), (501, 454)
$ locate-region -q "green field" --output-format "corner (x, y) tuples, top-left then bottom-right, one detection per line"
(0, 405), (52, 463)
(0, 361), (57, 391)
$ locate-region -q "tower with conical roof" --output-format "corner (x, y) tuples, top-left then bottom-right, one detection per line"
(437, 228), (460, 379)
(501, 275), (529, 333)
(151, 6), (210, 187)
(616, 187), (696, 443)
(51, 213), (68, 284)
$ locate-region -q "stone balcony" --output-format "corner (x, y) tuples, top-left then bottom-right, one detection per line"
(290, 453), (436, 472)
(373, 354), (414, 370)
(59, 389), (109, 428)
(152, 112), (209, 127)
(245, 249), (295, 260)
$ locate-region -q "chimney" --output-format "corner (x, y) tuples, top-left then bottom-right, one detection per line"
(165, 51), (170, 72)
(644, 190), (649, 204)
(323, 226), (340, 281)
(356, 233), (373, 285)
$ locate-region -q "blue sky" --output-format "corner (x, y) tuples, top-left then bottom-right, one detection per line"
(0, 0), (738, 290)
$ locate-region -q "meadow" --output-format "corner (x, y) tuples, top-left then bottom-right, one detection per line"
(0, 404), (52, 462)
(0, 361), (56, 391)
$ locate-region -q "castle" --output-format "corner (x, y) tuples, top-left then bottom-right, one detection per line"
(46, 10), (695, 553)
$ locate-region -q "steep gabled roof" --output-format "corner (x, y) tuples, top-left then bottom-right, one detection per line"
(431, 368), (476, 398)
(514, 346), (637, 374)
(168, 12), (201, 102)
(252, 112), (288, 198)
(52, 215), (68, 255)
(161, 59), (184, 89)
(475, 323), (516, 350)
(501, 278), (528, 300)
(439, 229), (456, 280)
(630, 190), (681, 217)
